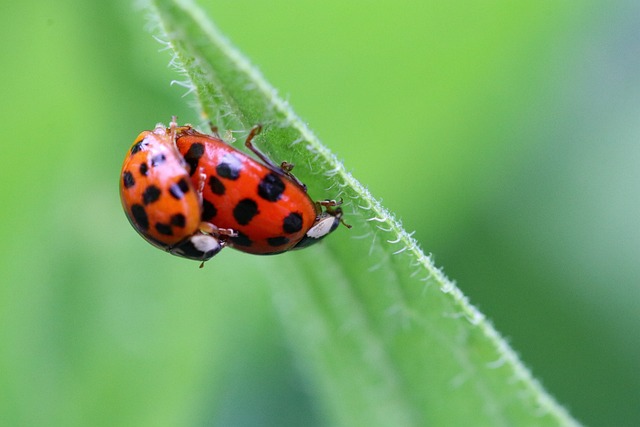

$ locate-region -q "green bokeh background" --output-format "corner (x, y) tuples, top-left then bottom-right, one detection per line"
(1, 0), (638, 426)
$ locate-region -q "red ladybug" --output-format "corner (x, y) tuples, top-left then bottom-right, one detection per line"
(120, 119), (233, 262)
(175, 123), (348, 255)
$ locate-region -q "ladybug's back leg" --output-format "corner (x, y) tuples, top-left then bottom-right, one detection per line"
(243, 125), (307, 192)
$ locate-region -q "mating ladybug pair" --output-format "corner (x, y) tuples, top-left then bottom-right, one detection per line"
(120, 117), (348, 264)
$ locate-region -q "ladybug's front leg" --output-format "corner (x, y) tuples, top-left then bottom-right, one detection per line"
(316, 199), (352, 229)
(194, 166), (238, 239)
(194, 166), (207, 202)
(199, 222), (238, 238)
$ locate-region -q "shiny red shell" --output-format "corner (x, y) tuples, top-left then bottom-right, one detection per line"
(120, 123), (222, 261)
(175, 126), (320, 255)
(120, 125), (202, 247)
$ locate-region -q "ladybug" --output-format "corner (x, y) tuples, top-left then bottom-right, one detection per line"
(174, 123), (349, 255)
(120, 118), (233, 262)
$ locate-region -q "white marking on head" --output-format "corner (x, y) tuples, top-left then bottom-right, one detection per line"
(191, 234), (220, 253)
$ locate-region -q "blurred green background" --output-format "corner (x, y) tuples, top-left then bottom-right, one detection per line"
(1, 0), (638, 425)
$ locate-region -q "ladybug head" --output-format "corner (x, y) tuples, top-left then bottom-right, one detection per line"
(169, 233), (223, 261)
(293, 208), (343, 249)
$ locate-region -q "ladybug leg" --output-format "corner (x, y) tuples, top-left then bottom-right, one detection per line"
(244, 125), (308, 190)
(279, 162), (306, 191)
(200, 222), (238, 238)
(280, 161), (294, 173)
(193, 165), (238, 238)
(316, 199), (352, 229)
(216, 227), (238, 237)
(244, 125), (277, 169)
(316, 199), (343, 213)
(197, 168), (206, 196)
(191, 166), (208, 204)
(207, 121), (222, 139)
(317, 198), (342, 208)
(192, 168), (240, 235)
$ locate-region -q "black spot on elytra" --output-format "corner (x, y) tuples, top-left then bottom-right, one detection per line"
(131, 204), (148, 230)
(202, 199), (217, 221)
(130, 140), (145, 155)
(217, 153), (242, 180)
(267, 236), (290, 247)
(170, 213), (186, 227)
(142, 185), (161, 205)
(156, 222), (173, 236)
(233, 198), (259, 225)
(139, 162), (148, 176)
(122, 171), (135, 189)
(183, 143), (204, 176)
(209, 176), (225, 195)
(150, 154), (166, 167)
(169, 178), (190, 200)
(283, 212), (303, 234)
(258, 173), (285, 202)
(230, 231), (253, 247)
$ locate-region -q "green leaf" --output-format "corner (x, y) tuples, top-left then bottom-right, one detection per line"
(146, 0), (582, 425)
